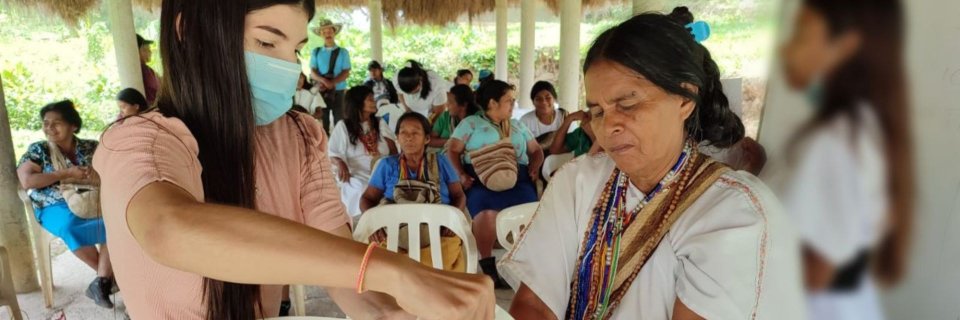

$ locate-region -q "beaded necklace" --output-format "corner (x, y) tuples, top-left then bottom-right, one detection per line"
(567, 143), (693, 320)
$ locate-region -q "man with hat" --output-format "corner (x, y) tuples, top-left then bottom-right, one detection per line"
(137, 34), (160, 106)
(363, 60), (398, 105)
(310, 19), (352, 133)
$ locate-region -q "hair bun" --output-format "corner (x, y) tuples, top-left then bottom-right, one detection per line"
(669, 6), (694, 25)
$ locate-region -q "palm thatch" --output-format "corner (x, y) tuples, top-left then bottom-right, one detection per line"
(381, 0), (503, 26)
(10, 0), (616, 28)
(540, 0), (627, 14)
(7, 0), (101, 25)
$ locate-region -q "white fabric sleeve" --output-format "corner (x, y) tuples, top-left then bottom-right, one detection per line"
(379, 118), (396, 142)
(779, 131), (863, 266)
(327, 121), (349, 161)
(311, 92), (327, 110)
(498, 164), (581, 319)
(668, 175), (774, 320)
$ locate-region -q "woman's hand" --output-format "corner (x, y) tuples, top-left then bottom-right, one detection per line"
(459, 173), (475, 190)
(528, 165), (540, 182)
(370, 229), (388, 244)
(567, 110), (587, 123)
(59, 166), (87, 181)
(335, 160), (352, 182)
(383, 257), (495, 320)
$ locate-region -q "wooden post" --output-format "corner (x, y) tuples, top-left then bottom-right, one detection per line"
(558, 0), (581, 111)
(495, 0), (508, 81)
(519, 0), (536, 109)
(0, 74), (40, 293)
(369, 0), (384, 63)
(106, 0), (145, 94)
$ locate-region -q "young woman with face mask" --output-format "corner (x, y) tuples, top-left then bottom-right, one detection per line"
(92, 1), (495, 319)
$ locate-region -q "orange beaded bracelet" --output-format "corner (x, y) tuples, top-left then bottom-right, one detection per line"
(356, 241), (380, 294)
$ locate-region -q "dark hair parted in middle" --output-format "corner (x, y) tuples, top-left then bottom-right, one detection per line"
(394, 111), (432, 137)
(584, 13), (744, 148)
(343, 85), (381, 145)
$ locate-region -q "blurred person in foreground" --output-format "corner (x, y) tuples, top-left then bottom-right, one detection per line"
(501, 13), (804, 320)
(768, 0), (914, 319)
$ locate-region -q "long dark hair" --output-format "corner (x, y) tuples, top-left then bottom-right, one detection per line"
(156, 1), (315, 319)
(397, 60), (432, 99)
(584, 13), (744, 148)
(449, 84), (480, 116)
(344, 85), (380, 145)
(803, 0), (913, 285)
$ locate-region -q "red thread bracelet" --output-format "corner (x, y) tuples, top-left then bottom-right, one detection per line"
(356, 241), (380, 294)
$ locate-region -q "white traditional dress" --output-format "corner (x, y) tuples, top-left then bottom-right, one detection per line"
(328, 118), (395, 217)
(763, 104), (888, 320)
(499, 147), (805, 320)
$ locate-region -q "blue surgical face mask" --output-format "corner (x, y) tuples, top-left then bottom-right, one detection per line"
(804, 73), (825, 108)
(245, 51), (300, 126)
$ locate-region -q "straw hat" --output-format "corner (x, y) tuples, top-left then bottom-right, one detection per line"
(312, 18), (343, 36)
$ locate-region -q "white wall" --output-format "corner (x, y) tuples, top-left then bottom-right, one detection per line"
(759, 1), (960, 318)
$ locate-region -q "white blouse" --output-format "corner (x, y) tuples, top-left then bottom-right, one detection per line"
(762, 104), (888, 320)
(397, 71), (451, 118)
(499, 153), (805, 320)
(520, 109), (566, 138)
(328, 119), (395, 216)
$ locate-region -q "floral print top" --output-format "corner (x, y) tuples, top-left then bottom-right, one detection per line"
(18, 138), (99, 209)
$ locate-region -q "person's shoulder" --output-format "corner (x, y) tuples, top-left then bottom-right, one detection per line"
(680, 168), (780, 230)
(78, 137), (99, 149)
(26, 141), (48, 153)
(520, 110), (537, 122)
(551, 152), (616, 185)
(100, 111), (197, 154)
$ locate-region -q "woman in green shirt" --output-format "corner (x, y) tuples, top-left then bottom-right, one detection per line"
(430, 84), (479, 148)
(548, 110), (597, 157)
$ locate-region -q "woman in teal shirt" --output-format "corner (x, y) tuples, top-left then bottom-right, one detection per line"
(446, 80), (544, 288)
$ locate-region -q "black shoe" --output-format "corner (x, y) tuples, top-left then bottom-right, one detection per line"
(479, 257), (511, 289)
(86, 277), (115, 309)
(279, 300), (291, 317)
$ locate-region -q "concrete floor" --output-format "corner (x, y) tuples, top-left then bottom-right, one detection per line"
(1, 246), (515, 319)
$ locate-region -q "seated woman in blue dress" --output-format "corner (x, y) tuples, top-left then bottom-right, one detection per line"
(445, 80), (544, 288)
(360, 112), (468, 271)
(16, 100), (114, 308)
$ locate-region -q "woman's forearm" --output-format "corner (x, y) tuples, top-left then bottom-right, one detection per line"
(17, 168), (64, 190)
(528, 144), (545, 173)
(428, 135), (448, 148)
(549, 121), (573, 155)
(128, 181), (408, 294)
(446, 149), (466, 177)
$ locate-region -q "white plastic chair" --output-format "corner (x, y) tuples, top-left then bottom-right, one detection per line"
(376, 103), (407, 134)
(353, 204), (478, 273)
(17, 189), (54, 308)
(542, 152), (575, 182)
(0, 246), (23, 320)
(496, 202), (539, 251)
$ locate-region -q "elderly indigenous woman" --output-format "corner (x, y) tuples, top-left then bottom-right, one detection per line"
(17, 100), (115, 308)
(500, 14), (804, 320)
(360, 112), (468, 271)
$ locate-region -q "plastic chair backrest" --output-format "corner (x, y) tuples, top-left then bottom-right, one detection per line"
(353, 204), (478, 273)
(496, 202), (539, 251)
(542, 152), (575, 182)
(376, 103), (406, 134)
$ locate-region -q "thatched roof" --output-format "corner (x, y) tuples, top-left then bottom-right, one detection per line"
(540, 0), (627, 14)
(8, 0), (617, 27)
